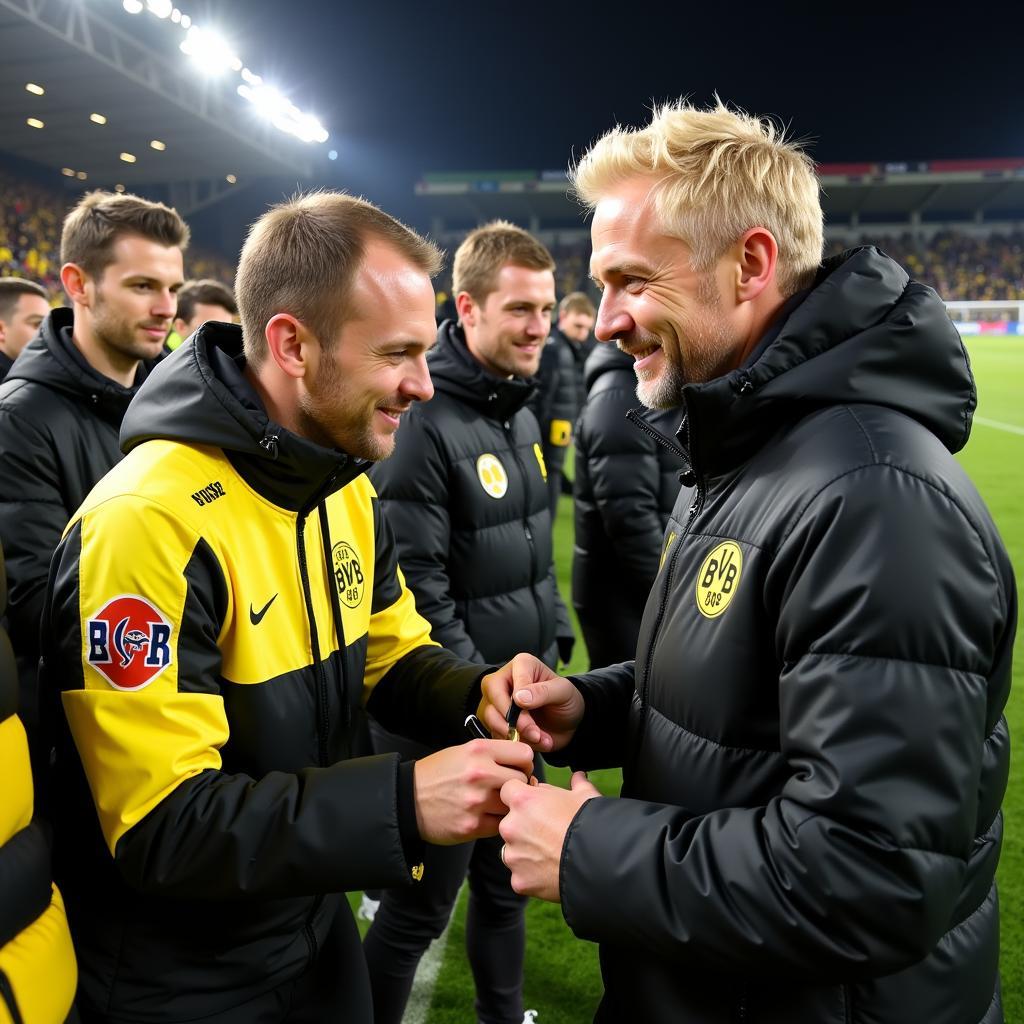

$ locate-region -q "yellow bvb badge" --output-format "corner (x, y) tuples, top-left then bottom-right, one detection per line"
(533, 442), (547, 481)
(477, 453), (509, 498)
(332, 541), (365, 609)
(695, 541), (743, 619)
(549, 419), (572, 447)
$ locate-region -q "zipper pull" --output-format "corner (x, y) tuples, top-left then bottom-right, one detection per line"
(259, 434), (280, 458)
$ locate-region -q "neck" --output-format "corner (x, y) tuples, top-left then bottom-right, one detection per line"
(244, 364), (301, 435)
(72, 323), (138, 388)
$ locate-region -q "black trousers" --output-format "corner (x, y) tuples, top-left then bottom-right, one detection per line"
(362, 720), (540, 1024)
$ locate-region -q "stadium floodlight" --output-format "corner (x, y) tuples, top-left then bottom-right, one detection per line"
(61, 167), (75, 177)
(226, 174), (237, 184)
(122, 0), (144, 13)
(328, 150), (338, 161)
(180, 13), (191, 28)
(25, 82), (45, 95)
(114, 183), (126, 193)
(90, 113), (107, 125)
(76, 171), (88, 180)
(26, 118), (44, 129)
(150, 139), (166, 151)
(241, 68), (262, 85)
(179, 25), (239, 75)
(171, 8), (181, 22)
(120, 152), (137, 163)
(147, 0), (173, 17)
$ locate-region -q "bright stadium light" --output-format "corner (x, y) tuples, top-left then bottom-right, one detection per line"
(120, 152), (137, 163)
(123, 0), (144, 13)
(180, 13), (191, 28)
(25, 82), (45, 96)
(147, 0), (173, 17)
(61, 167), (75, 177)
(226, 174), (237, 184)
(114, 183), (126, 193)
(170, 8), (181, 22)
(26, 117), (44, 129)
(90, 113), (107, 125)
(179, 25), (239, 75)
(150, 139), (166, 151)
(76, 171), (88, 180)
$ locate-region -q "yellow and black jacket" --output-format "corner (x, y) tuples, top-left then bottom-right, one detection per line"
(1, 547), (76, 1024)
(41, 323), (486, 1023)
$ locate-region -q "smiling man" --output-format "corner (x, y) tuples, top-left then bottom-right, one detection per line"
(481, 101), (1015, 1024)
(364, 221), (573, 1024)
(0, 190), (188, 762)
(40, 192), (534, 1024)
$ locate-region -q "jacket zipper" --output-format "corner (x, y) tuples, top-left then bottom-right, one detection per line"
(504, 419), (546, 653)
(625, 407), (689, 463)
(294, 469), (342, 963)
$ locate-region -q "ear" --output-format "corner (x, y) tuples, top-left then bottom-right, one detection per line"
(264, 313), (312, 380)
(172, 318), (188, 337)
(455, 291), (476, 327)
(61, 262), (91, 306)
(735, 228), (778, 303)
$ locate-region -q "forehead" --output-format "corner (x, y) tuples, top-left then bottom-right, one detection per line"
(102, 234), (184, 281)
(486, 263), (556, 303)
(348, 238), (436, 342)
(15, 293), (50, 316)
(590, 177), (668, 273)
(190, 301), (234, 320)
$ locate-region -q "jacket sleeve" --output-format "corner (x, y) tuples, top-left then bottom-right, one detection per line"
(0, 405), (73, 659)
(47, 498), (423, 900)
(369, 410), (485, 663)
(550, 564), (575, 664)
(559, 463), (1014, 980)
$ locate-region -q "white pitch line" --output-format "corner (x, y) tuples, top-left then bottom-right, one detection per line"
(402, 886), (461, 1024)
(974, 416), (1024, 436)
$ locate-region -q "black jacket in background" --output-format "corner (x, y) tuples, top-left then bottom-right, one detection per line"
(0, 307), (142, 734)
(527, 327), (593, 506)
(0, 350), (13, 381)
(572, 343), (683, 668)
(370, 320), (574, 668)
(551, 248), (1014, 1024)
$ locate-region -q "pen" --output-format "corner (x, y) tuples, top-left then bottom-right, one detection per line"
(505, 700), (522, 742)
(464, 714), (490, 740)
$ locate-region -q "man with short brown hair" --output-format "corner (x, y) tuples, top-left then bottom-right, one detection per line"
(42, 191), (533, 1024)
(0, 190), (188, 757)
(171, 277), (237, 340)
(0, 277), (49, 379)
(364, 221), (572, 1024)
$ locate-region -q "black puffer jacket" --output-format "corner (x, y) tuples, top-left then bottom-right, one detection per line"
(553, 248), (1015, 1024)
(572, 343), (683, 668)
(0, 308), (142, 733)
(527, 326), (591, 481)
(370, 320), (574, 667)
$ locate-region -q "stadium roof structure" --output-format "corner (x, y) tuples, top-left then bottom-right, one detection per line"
(0, 0), (323, 214)
(415, 161), (1024, 233)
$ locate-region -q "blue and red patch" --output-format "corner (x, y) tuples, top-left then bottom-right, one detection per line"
(86, 594), (173, 690)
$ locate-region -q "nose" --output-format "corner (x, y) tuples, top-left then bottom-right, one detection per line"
(154, 289), (177, 319)
(525, 310), (550, 339)
(401, 353), (434, 403)
(595, 292), (633, 343)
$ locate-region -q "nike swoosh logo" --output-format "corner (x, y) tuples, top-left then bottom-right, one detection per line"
(249, 594), (278, 625)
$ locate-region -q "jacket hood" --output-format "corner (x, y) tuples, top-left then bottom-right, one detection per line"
(120, 322), (366, 511)
(583, 341), (634, 392)
(682, 246), (975, 479)
(429, 320), (536, 420)
(6, 307), (142, 425)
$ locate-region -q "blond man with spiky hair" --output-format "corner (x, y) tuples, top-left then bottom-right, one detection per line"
(480, 100), (1013, 1024)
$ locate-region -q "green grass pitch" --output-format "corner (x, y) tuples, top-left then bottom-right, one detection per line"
(352, 334), (1023, 1022)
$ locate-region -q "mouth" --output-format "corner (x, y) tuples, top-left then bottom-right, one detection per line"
(620, 340), (662, 373)
(376, 406), (410, 428)
(141, 325), (168, 340)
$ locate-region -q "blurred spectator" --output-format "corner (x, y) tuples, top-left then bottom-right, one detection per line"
(166, 277), (237, 352)
(0, 277), (49, 380)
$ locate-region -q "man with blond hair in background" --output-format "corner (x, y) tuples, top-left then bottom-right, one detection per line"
(364, 221), (573, 1024)
(480, 101), (1014, 1023)
(41, 193), (534, 1023)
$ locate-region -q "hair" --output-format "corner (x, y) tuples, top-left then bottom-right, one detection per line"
(559, 291), (596, 318)
(0, 277), (48, 321)
(175, 278), (237, 323)
(452, 220), (555, 304)
(571, 99), (823, 297)
(235, 190), (443, 368)
(60, 190), (190, 280)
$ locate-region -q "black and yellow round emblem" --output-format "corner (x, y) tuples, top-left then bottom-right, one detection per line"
(695, 541), (742, 619)
(476, 453), (508, 499)
(332, 541), (365, 608)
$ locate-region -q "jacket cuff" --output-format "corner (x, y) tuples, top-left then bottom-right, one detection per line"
(396, 758), (425, 872)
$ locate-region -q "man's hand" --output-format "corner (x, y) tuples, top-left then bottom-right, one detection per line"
(499, 771), (600, 902)
(478, 652), (585, 752)
(413, 739), (534, 845)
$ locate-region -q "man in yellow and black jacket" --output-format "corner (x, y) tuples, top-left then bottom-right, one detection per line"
(40, 193), (533, 1024)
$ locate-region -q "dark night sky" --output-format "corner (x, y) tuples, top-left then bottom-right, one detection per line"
(180, 2), (1024, 238)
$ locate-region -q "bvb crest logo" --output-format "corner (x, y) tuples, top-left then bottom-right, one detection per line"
(476, 453), (508, 499)
(695, 541), (743, 619)
(332, 541), (365, 609)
